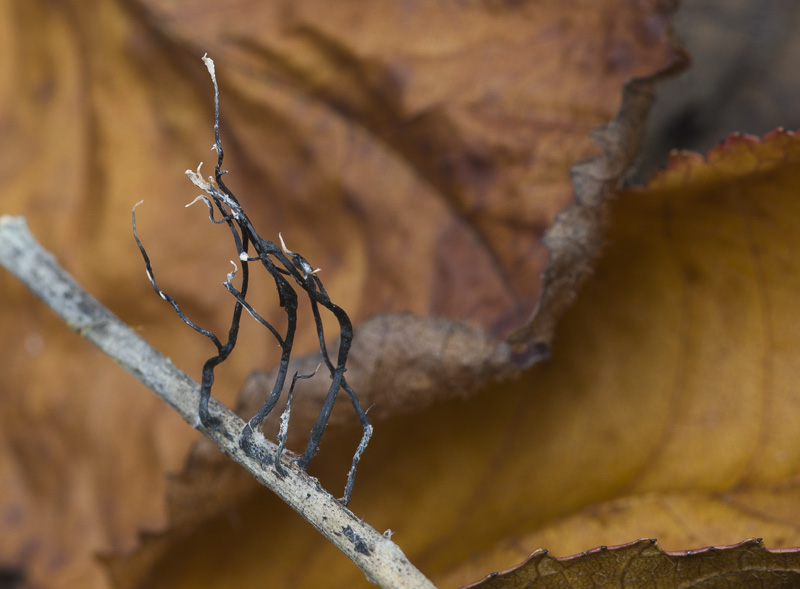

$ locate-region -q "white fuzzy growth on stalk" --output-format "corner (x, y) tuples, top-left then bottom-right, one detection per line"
(277, 400), (291, 451)
(250, 427), (268, 448)
(302, 262), (321, 278)
(202, 52), (216, 79)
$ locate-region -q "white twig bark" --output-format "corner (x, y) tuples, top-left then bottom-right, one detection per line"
(0, 215), (436, 589)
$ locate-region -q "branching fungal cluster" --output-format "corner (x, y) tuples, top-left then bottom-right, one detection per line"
(132, 55), (372, 505)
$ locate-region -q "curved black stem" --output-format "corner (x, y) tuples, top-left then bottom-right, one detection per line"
(133, 54), (371, 504)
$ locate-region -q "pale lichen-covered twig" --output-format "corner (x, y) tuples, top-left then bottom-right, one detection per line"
(0, 215), (435, 589)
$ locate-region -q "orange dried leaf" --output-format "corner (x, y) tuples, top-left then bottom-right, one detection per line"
(465, 539), (800, 589)
(441, 129), (800, 585)
(103, 129), (800, 588)
(0, 0), (680, 588)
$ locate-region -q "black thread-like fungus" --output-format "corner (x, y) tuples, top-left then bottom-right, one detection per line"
(132, 55), (372, 506)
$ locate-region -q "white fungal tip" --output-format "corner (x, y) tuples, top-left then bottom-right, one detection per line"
(301, 261), (321, 277)
(278, 232), (295, 257)
(133, 199), (144, 210)
(185, 162), (212, 191)
(185, 195), (207, 208)
(202, 53), (215, 77)
(383, 529), (394, 540)
(238, 251), (249, 261)
(227, 261), (238, 281)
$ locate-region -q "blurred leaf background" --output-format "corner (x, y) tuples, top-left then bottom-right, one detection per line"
(2, 1), (800, 588)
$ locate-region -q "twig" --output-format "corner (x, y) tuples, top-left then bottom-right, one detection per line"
(0, 215), (436, 589)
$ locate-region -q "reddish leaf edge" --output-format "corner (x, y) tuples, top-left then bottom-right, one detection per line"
(653, 127), (799, 179)
(462, 537), (800, 589)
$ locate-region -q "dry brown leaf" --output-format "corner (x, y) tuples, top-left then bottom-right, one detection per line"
(0, 0), (681, 587)
(104, 130), (800, 588)
(438, 130), (800, 585)
(133, 0), (680, 336)
(465, 538), (800, 588)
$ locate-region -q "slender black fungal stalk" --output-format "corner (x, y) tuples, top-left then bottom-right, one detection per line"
(132, 54), (372, 505)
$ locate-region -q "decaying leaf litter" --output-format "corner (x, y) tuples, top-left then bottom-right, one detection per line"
(4, 1), (800, 588)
